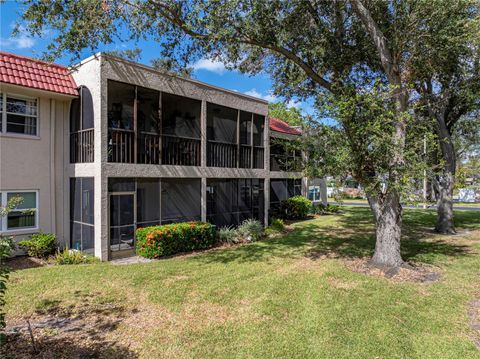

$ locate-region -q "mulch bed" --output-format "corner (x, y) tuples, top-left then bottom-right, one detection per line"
(5, 256), (46, 270)
(344, 257), (442, 283)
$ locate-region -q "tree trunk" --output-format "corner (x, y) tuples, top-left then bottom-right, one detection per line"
(434, 112), (456, 234)
(368, 191), (404, 267)
(435, 172), (456, 234)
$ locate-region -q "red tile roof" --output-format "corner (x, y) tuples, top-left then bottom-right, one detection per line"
(269, 117), (301, 135)
(0, 52), (78, 96)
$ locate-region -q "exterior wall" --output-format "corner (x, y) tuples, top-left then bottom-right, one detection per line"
(0, 83), (72, 251)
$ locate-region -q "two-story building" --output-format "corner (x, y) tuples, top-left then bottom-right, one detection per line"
(0, 52), (305, 261)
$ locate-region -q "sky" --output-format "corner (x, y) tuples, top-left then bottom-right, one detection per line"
(0, 0), (315, 116)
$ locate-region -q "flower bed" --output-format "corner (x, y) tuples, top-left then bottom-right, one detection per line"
(136, 221), (216, 258)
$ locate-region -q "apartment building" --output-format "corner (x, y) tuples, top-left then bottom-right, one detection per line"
(0, 52), (304, 261)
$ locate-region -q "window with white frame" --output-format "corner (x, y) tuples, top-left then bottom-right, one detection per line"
(0, 93), (38, 135)
(308, 186), (321, 202)
(0, 191), (38, 231)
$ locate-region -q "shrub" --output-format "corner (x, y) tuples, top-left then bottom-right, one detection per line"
(281, 196), (312, 219)
(217, 226), (240, 244)
(53, 249), (99, 265)
(326, 204), (341, 213)
(269, 218), (285, 231)
(311, 203), (341, 215)
(19, 233), (57, 258)
(136, 221), (216, 258)
(237, 219), (264, 241)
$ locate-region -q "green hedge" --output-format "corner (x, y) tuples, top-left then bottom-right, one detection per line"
(281, 196), (312, 219)
(136, 221), (216, 258)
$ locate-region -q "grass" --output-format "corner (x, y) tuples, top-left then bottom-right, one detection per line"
(5, 208), (480, 358)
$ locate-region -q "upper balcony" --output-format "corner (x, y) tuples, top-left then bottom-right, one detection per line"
(105, 80), (265, 169)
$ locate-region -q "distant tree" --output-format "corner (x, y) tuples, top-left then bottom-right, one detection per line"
(268, 103), (305, 126)
(105, 48), (142, 62)
(150, 58), (193, 78)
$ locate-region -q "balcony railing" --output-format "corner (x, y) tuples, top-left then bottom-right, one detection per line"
(207, 141), (238, 168)
(239, 145), (252, 168)
(138, 132), (160, 164)
(162, 134), (201, 166)
(70, 129), (94, 163)
(253, 147), (264, 169)
(108, 129), (135, 163)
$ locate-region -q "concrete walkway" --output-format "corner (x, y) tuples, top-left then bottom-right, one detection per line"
(111, 256), (155, 265)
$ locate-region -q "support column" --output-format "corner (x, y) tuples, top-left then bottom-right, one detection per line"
(264, 178), (270, 226)
(201, 177), (207, 222)
(302, 177), (308, 197)
(201, 100), (207, 168)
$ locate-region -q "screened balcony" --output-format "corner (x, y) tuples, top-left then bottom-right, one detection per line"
(70, 86), (94, 163)
(207, 104), (265, 169)
(107, 80), (201, 166)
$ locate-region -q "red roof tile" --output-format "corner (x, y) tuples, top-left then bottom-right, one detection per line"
(269, 117), (301, 135)
(0, 52), (78, 96)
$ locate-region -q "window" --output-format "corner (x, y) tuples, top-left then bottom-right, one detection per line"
(308, 186), (321, 202)
(70, 178), (94, 253)
(0, 191), (38, 231)
(0, 93), (38, 135)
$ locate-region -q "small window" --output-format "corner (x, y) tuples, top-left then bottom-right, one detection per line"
(1, 191), (38, 230)
(5, 95), (38, 135)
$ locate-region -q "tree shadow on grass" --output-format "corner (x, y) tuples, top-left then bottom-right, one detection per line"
(192, 208), (478, 266)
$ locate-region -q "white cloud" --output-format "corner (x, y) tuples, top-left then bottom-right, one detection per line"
(192, 58), (227, 74)
(0, 35), (35, 49)
(0, 24), (36, 50)
(286, 99), (302, 109)
(244, 88), (278, 103)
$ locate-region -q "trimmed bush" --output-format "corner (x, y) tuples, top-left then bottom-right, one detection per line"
(237, 218), (264, 241)
(281, 196), (312, 219)
(136, 221), (216, 258)
(217, 226), (240, 244)
(19, 233), (57, 258)
(53, 249), (99, 265)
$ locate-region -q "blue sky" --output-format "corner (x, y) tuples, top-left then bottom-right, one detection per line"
(0, 1), (315, 115)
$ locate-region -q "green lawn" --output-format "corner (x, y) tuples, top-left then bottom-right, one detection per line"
(5, 208), (480, 358)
